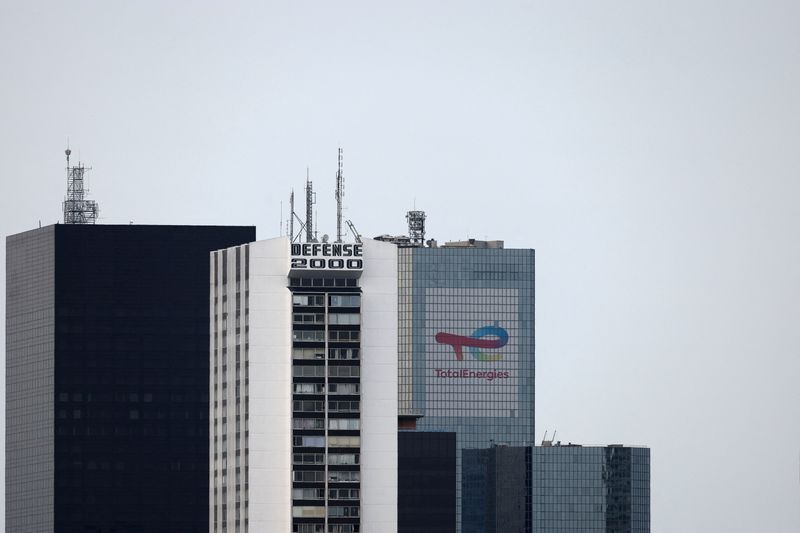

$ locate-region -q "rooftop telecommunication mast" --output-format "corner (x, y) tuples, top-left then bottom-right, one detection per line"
(305, 168), (316, 242)
(63, 147), (99, 224)
(335, 148), (344, 243)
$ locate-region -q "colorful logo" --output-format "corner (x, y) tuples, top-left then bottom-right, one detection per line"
(435, 326), (509, 361)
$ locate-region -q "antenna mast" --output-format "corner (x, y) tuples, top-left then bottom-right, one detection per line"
(335, 147), (344, 243)
(289, 189), (295, 239)
(63, 146), (99, 224)
(305, 168), (315, 242)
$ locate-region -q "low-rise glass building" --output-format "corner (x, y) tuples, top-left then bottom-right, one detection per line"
(533, 443), (650, 533)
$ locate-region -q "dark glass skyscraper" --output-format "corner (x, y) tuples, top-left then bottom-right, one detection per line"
(397, 243), (535, 532)
(6, 224), (255, 533)
(533, 444), (651, 532)
(398, 431), (457, 533)
(462, 445), (532, 533)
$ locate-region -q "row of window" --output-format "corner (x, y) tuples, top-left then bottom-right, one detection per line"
(293, 313), (361, 325)
(293, 383), (359, 395)
(292, 488), (360, 500)
(293, 418), (360, 431)
(292, 506), (359, 518)
(293, 400), (360, 413)
(293, 523), (360, 533)
(293, 330), (361, 342)
(293, 435), (360, 447)
(292, 366), (361, 378)
(293, 525), (321, 533)
(292, 470), (360, 483)
(293, 347), (360, 360)
(292, 294), (361, 307)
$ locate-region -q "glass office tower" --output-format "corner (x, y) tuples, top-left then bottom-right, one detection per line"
(6, 224), (255, 533)
(397, 243), (535, 532)
(533, 444), (651, 532)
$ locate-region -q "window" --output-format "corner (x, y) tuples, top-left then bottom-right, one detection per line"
(328, 366), (360, 378)
(293, 470), (325, 482)
(293, 330), (325, 342)
(293, 313), (325, 324)
(328, 488), (360, 500)
(294, 348), (325, 360)
(329, 295), (360, 307)
(328, 348), (359, 360)
(293, 506), (325, 518)
(293, 383), (325, 394)
(294, 524), (324, 533)
(293, 436), (325, 447)
(328, 383), (359, 395)
(328, 419), (360, 431)
(327, 506), (359, 518)
(293, 294), (324, 307)
(328, 453), (359, 465)
(328, 436), (360, 447)
(293, 366), (325, 378)
(328, 401), (359, 413)
(293, 400), (323, 412)
(293, 418), (324, 430)
(328, 313), (360, 325)
(293, 453), (324, 465)
(328, 471), (360, 482)
(328, 330), (360, 342)
(327, 526), (359, 533)
(292, 488), (324, 500)
(292, 383), (325, 394)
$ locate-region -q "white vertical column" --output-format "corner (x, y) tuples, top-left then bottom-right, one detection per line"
(359, 239), (399, 533)
(246, 237), (293, 532)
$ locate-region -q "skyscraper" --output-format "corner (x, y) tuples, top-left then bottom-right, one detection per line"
(533, 443), (651, 532)
(396, 240), (536, 532)
(6, 224), (255, 533)
(398, 431), (457, 533)
(210, 237), (398, 533)
(462, 445), (532, 533)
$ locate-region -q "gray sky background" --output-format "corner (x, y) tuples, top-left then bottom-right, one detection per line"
(2, 1), (799, 531)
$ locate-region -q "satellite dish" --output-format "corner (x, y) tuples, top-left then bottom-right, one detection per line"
(321, 234), (329, 243)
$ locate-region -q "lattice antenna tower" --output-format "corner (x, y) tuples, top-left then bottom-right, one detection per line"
(305, 168), (316, 242)
(406, 210), (426, 246)
(63, 146), (99, 224)
(287, 189), (307, 243)
(335, 147), (344, 243)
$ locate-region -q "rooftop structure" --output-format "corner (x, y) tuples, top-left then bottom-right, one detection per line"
(62, 147), (99, 224)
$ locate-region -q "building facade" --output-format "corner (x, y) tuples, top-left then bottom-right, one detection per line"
(462, 445), (532, 533)
(398, 431), (457, 533)
(533, 444), (650, 533)
(210, 237), (398, 533)
(396, 243), (536, 532)
(6, 224), (255, 533)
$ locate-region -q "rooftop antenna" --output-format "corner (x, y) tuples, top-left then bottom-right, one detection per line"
(406, 209), (426, 247)
(335, 147), (344, 243)
(305, 167), (315, 242)
(288, 188), (306, 242)
(346, 219), (361, 243)
(63, 146), (99, 224)
(289, 189), (295, 239)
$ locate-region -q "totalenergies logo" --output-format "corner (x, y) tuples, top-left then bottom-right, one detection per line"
(435, 326), (509, 362)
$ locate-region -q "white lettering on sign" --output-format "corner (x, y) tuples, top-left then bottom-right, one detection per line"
(290, 243), (363, 270)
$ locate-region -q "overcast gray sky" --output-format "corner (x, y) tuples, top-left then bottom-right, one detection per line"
(2, 1), (800, 531)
